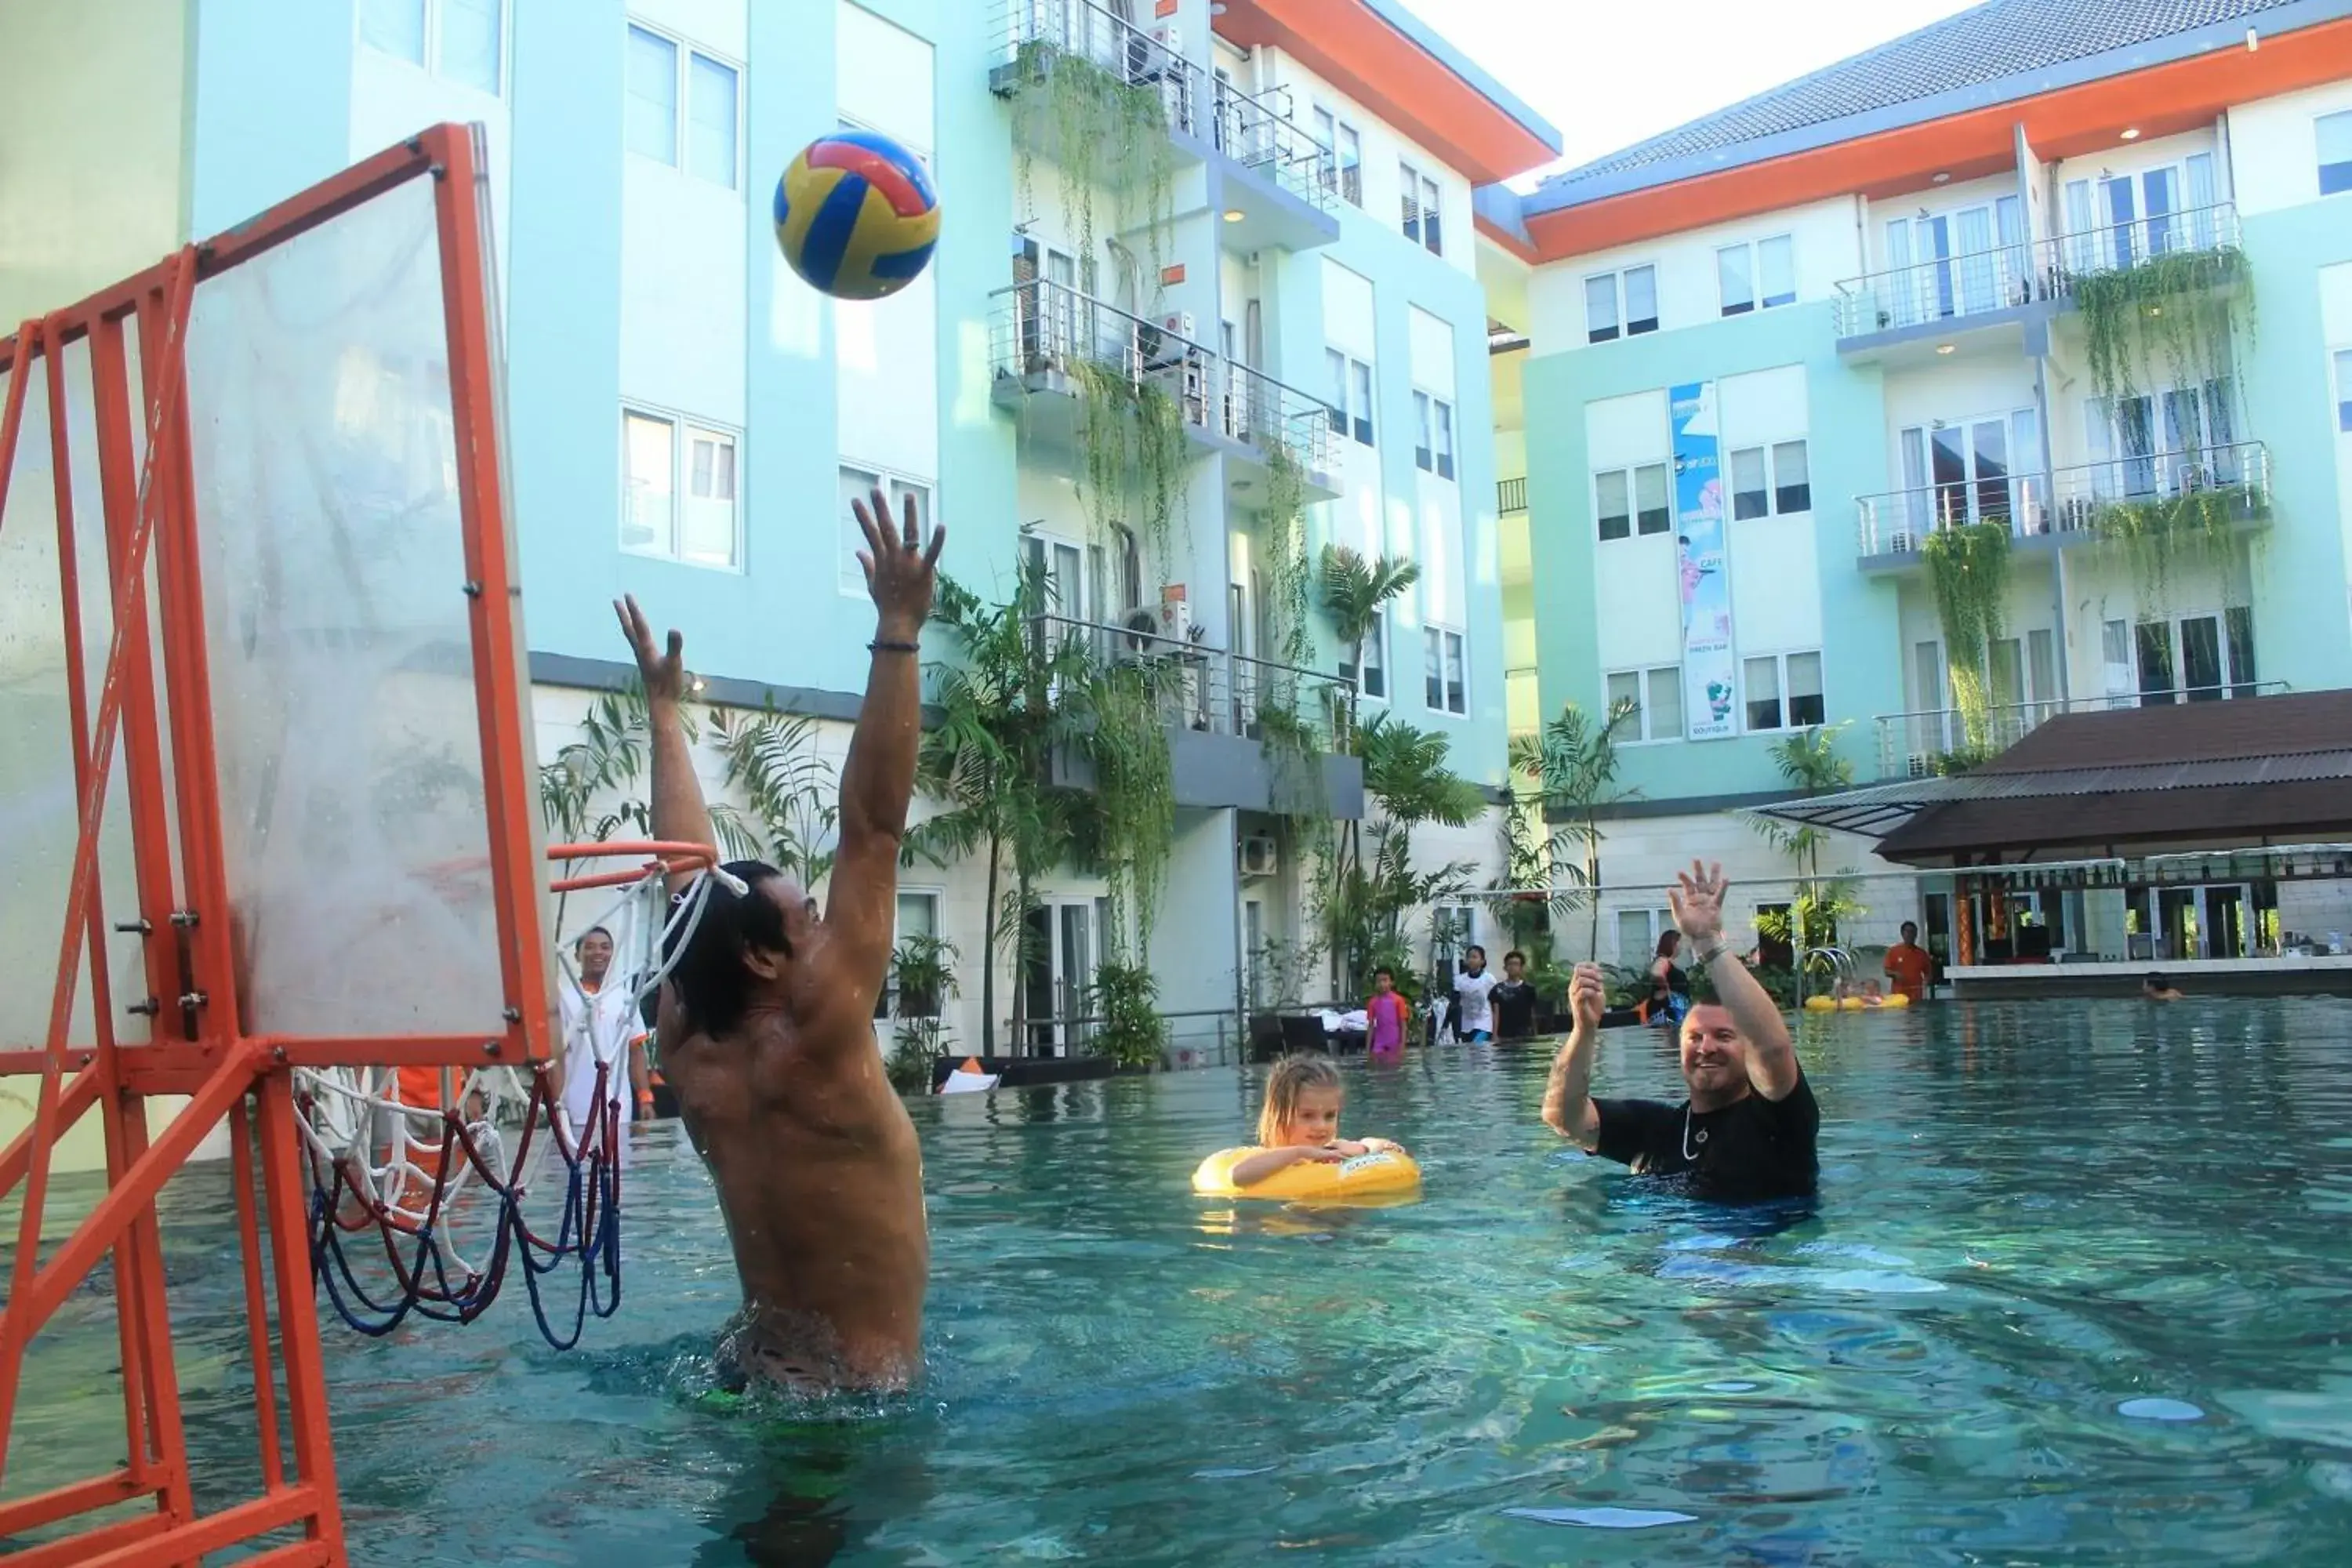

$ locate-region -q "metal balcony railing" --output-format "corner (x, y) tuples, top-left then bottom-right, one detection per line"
(1497, 476), (1527, 514)
(1833, 201), (2240, 339)
(989, 278), (1336, 477)
(1875, 681), (2292, 779)
(1032, 612), (1356, 749)
(1855, 440), (2270, 555)
(1208, 77), (1332, 210)
(993, 0), (1200, 138)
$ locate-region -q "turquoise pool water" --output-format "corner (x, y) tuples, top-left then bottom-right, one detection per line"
(11, 997), (2352, 1565)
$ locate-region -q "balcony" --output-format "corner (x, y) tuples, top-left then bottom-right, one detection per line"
(1832, 201), (2241, 350)
(1033, 613), (1364, 815)
(1204, 76), (1340, 254)
(990, 0), (1203, 153)
(1854, 440), (2270, 567)
(1875, 683), (2292, 781)
(989, 278), (1339, 494)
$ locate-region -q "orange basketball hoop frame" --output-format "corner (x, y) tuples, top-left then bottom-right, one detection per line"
(0, 125), (553, 1566)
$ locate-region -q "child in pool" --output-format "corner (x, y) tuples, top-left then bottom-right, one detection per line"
(1227, 1054), (1406, 1188)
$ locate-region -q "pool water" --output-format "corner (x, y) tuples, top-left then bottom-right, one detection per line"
(11, 998), (2352, 1565)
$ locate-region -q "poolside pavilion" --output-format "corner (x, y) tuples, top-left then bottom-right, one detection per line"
(1749, 691), (2352, 997)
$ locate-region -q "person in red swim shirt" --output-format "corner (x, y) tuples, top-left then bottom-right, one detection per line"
(1883, 920), (1931, 1003)
(1363, 966), (1412, 1059)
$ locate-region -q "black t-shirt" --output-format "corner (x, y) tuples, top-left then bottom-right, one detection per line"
(1491, 980), (1538, 1039)
(1592, 1074), (1820, 1201)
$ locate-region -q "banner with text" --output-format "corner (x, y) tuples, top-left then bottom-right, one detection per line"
(1671, 380), (1737, 740)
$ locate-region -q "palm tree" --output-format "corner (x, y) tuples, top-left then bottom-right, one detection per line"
(1324, 711), (1484, 994)
(1316, 545), (1420, 745)
(1753, 723), (1860, 959)
(904, 560), (1095, 1053)
(1511, 698), (1642, 958)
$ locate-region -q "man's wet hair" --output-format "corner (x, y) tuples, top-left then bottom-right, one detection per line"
(662, 860), (791, 1035)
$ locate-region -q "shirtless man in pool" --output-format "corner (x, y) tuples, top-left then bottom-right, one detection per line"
(615, 488), (942, 1391)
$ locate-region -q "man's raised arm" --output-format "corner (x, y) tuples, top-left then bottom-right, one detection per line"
(614, 596), (718, 898)
(1541, 963), (1608, 1149)
(825, 489), (946, 983)
(1671, 860), (1802, 1101)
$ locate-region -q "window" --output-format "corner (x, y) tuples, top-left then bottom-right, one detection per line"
(1743, 650), (1824, 731)
(622, 408), (739, 568)
(361, 0), (502, 92)
(1431, 902), (1476, 973)
(838, 464), (932, 596)
(2337, 349), (2352, 434)
(1339, 125), (1363, 206)
(1410, 393), (1454, 477)
(1617, 908), (1679, 964)
(2134, 611), (2259, 703)
(1730, 447), (1768, 520)
(1424, 627), (1466, 715)
(873, 891), (943, 1020)
(1592, 461), (1669, 542)
(626, 22), (740, 187)
(1341, 610), (1388, 701)
(1606, 663), (1683, 742)
(1583, 265), (1658, 344)
(1400, 161), (1442, 254)
(2320, 111), (2352, 196)
(1772, 440), (1809, 513)
(1719, 235), (1794, 316)
(1325, 353), (1374, 446)
(1730, 439), (1810, 517)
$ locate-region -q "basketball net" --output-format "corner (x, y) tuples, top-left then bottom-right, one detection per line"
(290, 857), (726, 1346)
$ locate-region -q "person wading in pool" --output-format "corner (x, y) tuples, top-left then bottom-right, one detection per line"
(1541, 862), (1817, 1201)
(617, 488), (942, 1391)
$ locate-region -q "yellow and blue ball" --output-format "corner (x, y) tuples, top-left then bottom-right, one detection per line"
(773, 129), (940, 301)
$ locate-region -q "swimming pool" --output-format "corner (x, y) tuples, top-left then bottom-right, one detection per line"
(10, 997), (2352, 1565)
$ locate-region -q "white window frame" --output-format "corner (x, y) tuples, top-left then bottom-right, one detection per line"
(876, 888), (946, 1022)
(1424, 626), (1467, 717)
(1584, 263), (1659, 344)
(1592, 460), (1671, 543)
(839, 462), (935, 598)
(1615, 906), (1679, 964)
(1327, 349), (1374, 446)
(358, 0), (508, 94)
(621, 405), (742, 570)
(1340, 608), (1388, 705)
(1410, 391), (1454, 477)
(1603, 662), (1684, 744)
(1400, 159), (1442, 254)
(1726, 438), (1811, 520)
(2130, 608), (2259, 702)
(2322, 110), (2352, 196)
(624, 17), (744, 190)
(1740, 648), (1825, 734)
(1717, 234), (1795, 317)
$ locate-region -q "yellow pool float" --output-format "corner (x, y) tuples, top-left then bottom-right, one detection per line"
(1803, 995), (1838, 1012)
(1192, 1146), (1423, 1203)
(1882, 992), (1913, 1007)
(1840, 996), (1866, 1011)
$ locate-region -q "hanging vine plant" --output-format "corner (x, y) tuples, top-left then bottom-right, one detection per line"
(1922, 521), (2011, 749)
(2074, 247), (2249, 408)
(1007, 42), (1178, 296)
(2091, 481), (2263, 614)
(1256, 441), (1326, 817)
(1067, 358), (1192, 592)
(1084, 659), (1178, 958)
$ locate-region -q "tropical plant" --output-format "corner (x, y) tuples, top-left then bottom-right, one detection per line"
(1751, 724), (1867, 972)
(708, 706), (840, 887)
(885, 932), (960, 1093)
(2089, 479), (2265, 612)
(1069, 359), (1192, 595)
(1316, 712), (1483, 996)
(1316, 545), (1421, 742)
(906, 562), (1098, 1053)
(1508, 698), (1642, 958)
(1922, 521), (2011, 749)
(1247, 935), (1322, 1011)
(1007, 41), (1178, 292)
(1088, 958), (1167, 1070)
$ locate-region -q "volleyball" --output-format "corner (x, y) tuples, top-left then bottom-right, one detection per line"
(773, 129), (940, 301)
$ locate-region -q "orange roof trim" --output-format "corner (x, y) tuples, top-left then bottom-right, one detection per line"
(1526, 14), (2352, 260)
(1216, 0), (1559, 187)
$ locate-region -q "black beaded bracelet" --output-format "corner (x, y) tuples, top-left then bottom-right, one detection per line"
(869, 639), (921, 654)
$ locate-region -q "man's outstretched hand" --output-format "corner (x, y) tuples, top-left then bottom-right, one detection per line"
(855, 487), (946, 639)
(1670, 859), (1731, 948)
(614, 594), (688, 706)
(1569, 962), (1607, 1033)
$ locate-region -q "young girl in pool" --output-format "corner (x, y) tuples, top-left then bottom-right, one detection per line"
(1227, 1054), (1406, 1188)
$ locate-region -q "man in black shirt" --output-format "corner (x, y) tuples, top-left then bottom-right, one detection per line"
(1490, 950), (1540, 1040)
(1540, 862), (1817, 1201)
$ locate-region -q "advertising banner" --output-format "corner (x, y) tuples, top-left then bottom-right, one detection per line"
(1671, 380), (1736, 739)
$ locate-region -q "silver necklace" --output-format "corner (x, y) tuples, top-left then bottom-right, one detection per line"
(1682, 1105), (1710, 1162)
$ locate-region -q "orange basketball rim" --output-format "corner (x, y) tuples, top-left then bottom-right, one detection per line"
(0, 124), (554, 1566)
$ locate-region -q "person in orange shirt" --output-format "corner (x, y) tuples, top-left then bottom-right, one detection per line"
(1883, 921), (1932, 1003)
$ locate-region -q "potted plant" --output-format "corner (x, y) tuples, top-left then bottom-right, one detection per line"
(1090, 959), (1167, 1073)
(885, 932), (958, 1094)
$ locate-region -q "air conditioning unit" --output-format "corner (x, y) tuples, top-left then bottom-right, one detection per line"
(1158, 591), (1192, 642)
(1889, 530), (1917, 553)
(1162, 310), (1195, 341)
(1151, 23), (1181, 54)
(1240, 834), (1279, 877)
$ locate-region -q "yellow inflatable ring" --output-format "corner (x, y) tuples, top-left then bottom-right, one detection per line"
(1839, 997), (1866, 1011)
(1192, 1146), (1422, 1202)
(1882, 992), (1913, 1007)
(1803, 995), (1838, 1011)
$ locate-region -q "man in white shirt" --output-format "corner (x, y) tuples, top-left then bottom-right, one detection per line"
(559, 926), (653, 1142)
(1452, 944), (1500, 1044)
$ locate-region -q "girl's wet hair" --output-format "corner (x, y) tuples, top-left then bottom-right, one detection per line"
(1258, 1053), (1343, 1146)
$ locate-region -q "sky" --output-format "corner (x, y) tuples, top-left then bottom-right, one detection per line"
(1389, 0), (1988, 186)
